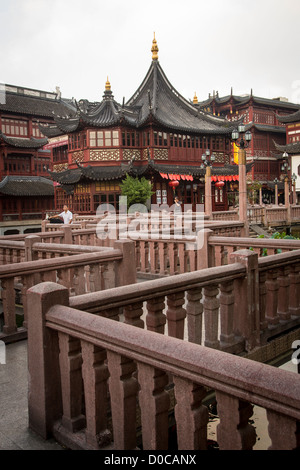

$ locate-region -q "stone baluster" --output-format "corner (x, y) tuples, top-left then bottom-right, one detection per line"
(178, 243), (186, 274)
(81, 341), (111, 448)
(89, 264), (102, 292)
(135, 240), (141, 272)
(146, 296), (166, 334)
(258, 271), (268, 331)
(168, 242), (176, 275)
(266, 410), (300, 450)
(21, 273), (35, 329)
(107, 352), (139, 450)
(57, 267), (71, 291)
(140, 241), (149, 273)
(102, 261), (115, 290)
(173, 377), (208, 450)
(123, 301), (144, 329)
(203, 284), (220, 349)
(219, 280), (235, 349)
(73, 266), (86, 295)
(289, 264), (300, 317)
(1, 277), (17, 335)
(149, 241), (159, 274)
(166, 291), (186, 339)
(186, 287), (203, 345)
(158, 241), (168, 275)
(137, 363), (170, 450)
(216, 391), (256, 450)
(277, 266), (291, 322)
(265, 269), (279, 326)
(58, 332), (86, 433)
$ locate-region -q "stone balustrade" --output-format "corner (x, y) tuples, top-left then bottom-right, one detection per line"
(0, 239), (136, 343)
(26, 280), (300, 450)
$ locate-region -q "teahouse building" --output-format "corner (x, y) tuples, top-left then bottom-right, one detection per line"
(43, 36), (247, 214)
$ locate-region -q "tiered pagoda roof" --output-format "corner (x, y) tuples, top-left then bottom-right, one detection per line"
(40, 39), (237, 138)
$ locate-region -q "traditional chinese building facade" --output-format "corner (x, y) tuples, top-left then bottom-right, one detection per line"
(0, 84), (75, 222)
(43, 37), (248, 214)
(197, 91), (300, 203)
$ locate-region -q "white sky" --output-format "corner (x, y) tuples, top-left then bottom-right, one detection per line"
(1, 0), (300, 105)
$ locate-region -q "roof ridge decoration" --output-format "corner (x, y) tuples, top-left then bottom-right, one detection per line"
(151, 33), (159, 61)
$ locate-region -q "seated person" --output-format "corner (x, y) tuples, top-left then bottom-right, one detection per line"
(48, 205), (73, 224)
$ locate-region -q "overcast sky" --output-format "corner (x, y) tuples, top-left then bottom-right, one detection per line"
(1, 0), (300, 105)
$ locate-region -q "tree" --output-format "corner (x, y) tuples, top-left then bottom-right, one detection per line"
(120, 174), (154, 209)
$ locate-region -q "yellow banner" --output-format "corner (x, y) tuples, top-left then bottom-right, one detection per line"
(233, 143), (239, 165)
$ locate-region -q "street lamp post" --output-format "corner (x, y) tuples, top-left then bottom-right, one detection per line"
(201, 149), (215, 218)
(274, 177), (279, 205)
(231, 124), (252, 232)
(292, 173), (297, 205)
(281, 152), (290, 207)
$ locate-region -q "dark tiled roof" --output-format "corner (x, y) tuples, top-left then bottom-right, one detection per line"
(276, 109), (300, 123)
(245, 123), (286, 134)
(0, 132), (48, 148)
(198, 93), (300, 111)
(126, 61), (237, 134)
(0, 176), (54, 196)
(274, 141), (300, 154)
(0, 91), (75, 118)
(48, 160), (253, 185)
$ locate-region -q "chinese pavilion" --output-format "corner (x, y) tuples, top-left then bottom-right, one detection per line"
(43, 36), (247, 214)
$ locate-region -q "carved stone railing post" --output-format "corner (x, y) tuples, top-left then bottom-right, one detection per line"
(1, 277), (17, 335)
(265, 269), (279, 326)
(219, 280), (235, 349)
(258, 271), (268, 331)
(277, 266), (291, 321)
(146, 296), (166, 334)
(216, 391), (256, 450)
(197, 229), (214, 270)
(138, 363), (170, 450)
(27, 282), (68, 438)
(114, 239), (136, 286)
(173, 377), (209, 450)
(230, 249), (260, 351)
(267, 410), (300, 450)
(107, 352), (139, 450)
(289, 264), (300, 317)
(58, 332), (86, 433)
(81, 341), (111, 448)
(166, 291), (186, 339)
(186, 287), (203, 345)
(203, 284), (220, 349)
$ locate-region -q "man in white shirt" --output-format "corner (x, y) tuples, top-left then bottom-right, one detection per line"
(49, 205), (73, 224)
(59, 205), (73, 224)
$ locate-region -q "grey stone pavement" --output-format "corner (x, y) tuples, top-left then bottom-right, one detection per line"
(0, 339), (64, 451)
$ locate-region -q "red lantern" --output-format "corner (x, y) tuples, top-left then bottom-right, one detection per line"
(215, 181), (225, 188)
(169, 180), (179, 188)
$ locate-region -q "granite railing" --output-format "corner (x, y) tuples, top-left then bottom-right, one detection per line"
(26, 276), (300, 450)
(0, 239), (136, 343)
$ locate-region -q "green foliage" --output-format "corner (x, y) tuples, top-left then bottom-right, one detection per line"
(120, 174), (154, 208)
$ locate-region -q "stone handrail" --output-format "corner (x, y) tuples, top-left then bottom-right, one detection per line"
(27, 281), (300, 450)
(0, 239), (136, 343)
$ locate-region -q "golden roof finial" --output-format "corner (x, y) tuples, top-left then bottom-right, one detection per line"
(193, 92), (198, 104)
(151, 32), (159, 61)
(105, 76), (111, 91)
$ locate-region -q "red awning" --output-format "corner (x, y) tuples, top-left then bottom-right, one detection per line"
(160, 173), (194, 182)
(211, 175), (239, 182)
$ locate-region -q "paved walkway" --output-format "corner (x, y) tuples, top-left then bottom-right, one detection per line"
(0, 340), (64, 450)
